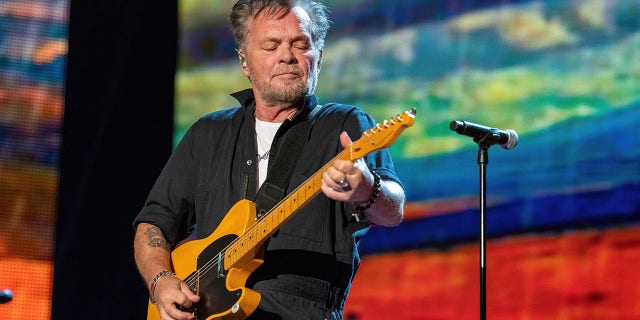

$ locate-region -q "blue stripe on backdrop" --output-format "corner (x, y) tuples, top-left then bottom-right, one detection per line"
(360, 182), (640, 255)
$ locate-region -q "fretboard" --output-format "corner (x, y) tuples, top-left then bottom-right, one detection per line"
(223, 149), (349, 269)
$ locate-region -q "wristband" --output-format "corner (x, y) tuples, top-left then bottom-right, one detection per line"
(149, 270), (176, 304)
(352, 170), (381, 222)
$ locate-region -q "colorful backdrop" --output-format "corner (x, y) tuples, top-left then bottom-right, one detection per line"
(176, 0), (640, 319)
(1, 0), (639, 319)
(0, 1), (67, 319)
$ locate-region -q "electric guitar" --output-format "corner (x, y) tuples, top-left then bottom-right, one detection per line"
(147, 109), (416, 320)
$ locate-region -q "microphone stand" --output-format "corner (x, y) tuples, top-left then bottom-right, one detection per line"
(475, 136), (492, 320)
(450, 120), (518, 320)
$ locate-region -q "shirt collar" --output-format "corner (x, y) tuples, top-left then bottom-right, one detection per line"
(230, 88), (319, 122)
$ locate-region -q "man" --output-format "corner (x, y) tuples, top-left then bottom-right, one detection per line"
(133, 1), (405, 319)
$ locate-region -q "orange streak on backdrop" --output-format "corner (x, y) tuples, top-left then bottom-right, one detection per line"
(345, 226), (640, 320)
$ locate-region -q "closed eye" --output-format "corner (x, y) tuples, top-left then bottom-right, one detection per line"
(261, 40), (279, 51)
(293, 40), (311, 50)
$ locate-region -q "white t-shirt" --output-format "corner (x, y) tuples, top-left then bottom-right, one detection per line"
(255, 118), (282, 187)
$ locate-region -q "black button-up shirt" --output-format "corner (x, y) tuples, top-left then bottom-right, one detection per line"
(134, 88), (401, 294)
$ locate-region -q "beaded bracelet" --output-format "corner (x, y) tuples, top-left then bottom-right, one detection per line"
(352, 170), (381, 222)
(149, 270), (176, 304)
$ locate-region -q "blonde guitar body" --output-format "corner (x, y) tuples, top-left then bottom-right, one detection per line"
(146, 109), (416, 320)
(147, 200), (263, 320)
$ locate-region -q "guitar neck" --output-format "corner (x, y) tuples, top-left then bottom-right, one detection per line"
(224, 150), (350, 269)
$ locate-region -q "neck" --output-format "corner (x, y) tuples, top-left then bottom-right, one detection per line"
(254, 103), (300, 123)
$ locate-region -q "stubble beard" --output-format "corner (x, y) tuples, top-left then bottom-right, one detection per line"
(253, 71), (318, 107)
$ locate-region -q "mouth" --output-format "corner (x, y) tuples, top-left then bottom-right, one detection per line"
(274, 69), (302, 79)
(276, 72), (300, 78)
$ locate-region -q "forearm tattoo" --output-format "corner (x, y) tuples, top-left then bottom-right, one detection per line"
(144, 226), (171, 251)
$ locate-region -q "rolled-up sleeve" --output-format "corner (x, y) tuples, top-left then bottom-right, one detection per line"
(133, 123), (199, 247)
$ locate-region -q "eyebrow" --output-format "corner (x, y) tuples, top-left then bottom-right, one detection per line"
(261, 34), (311, 45)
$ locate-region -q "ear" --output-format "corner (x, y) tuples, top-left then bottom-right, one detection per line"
(237, 49), (250, 76)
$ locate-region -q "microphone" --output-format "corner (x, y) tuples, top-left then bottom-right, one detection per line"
(449, 120), (518, 149)
(0, 289), (13, 304)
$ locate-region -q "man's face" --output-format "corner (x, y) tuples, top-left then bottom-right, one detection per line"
(241, 6), (322, 106)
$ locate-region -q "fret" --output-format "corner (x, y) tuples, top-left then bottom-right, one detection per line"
(275, 206), (283, 226)
(297, 188), (305, 206)
(235, 241), (240, 260)
(227, 248), (234, 268)
(284, 199), (292, 219)
(225, 250), (232, 269)
(260, 216), (267, 239)
(248, 227), (256, 246)
(282, 198), (295, 216)
(291, 193), (298, 212)
(303, 181), (312, 201)
(257, 219), (264, 237)
(311, 175), (320, 196)
(303, 181), (310, 199)
(266, 213), (272, 234)
(297, 187), (305, 205)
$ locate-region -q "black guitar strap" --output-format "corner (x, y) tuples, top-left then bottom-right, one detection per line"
(254, 105), (318, 217)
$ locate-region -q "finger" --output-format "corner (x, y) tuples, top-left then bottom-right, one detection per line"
(340, 131), (352, 148)
(158, 294), (194, 320)
(174, 295), (194, 311)
(332, 159), (360, 178)
(323, 171), (344, 191)
(159, 307), (175, 320)
(159, 302), (190, 320)
(164, 303), (194, 320)
(180, 283), (200, 304)
(321, 180), (349, 201)
(156, 281), (197, 320)
(331, 171), (351, 191)
(324, 165), (347, 187)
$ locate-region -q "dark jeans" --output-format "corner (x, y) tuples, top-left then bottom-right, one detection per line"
(246, 274), (345, 320)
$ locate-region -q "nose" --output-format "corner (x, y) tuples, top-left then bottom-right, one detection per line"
(278, 45), (297, 64)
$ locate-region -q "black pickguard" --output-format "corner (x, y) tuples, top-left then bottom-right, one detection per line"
(193, 234), (241, 320)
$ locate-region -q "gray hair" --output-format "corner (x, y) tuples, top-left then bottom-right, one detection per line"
(229, 0), (331, 50)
